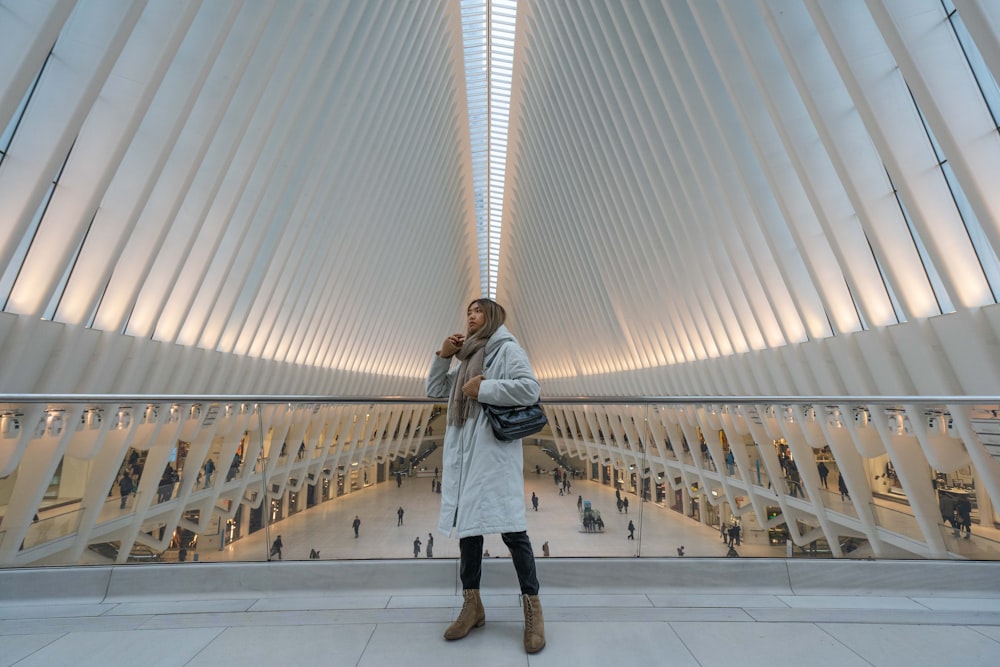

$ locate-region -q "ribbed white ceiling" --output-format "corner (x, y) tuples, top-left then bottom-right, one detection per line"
(2, 0), (1000, 398)
(0, 0), (480, 394)
(499, 0), (1000, 395)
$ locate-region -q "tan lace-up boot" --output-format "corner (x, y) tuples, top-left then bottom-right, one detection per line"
(443, 589), (485, 640)
(521, 594), (546, 653)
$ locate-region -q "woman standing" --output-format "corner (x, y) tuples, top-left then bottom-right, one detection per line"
(427, 298), (545, 654)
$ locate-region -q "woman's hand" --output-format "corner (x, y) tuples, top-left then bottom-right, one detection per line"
(462, 374), (484, 399)
(439, 333), (465, 358)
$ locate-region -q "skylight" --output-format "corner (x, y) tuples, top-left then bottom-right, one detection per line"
(461, 0), (516, 299)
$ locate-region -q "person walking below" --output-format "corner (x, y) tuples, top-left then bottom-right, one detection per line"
(398, 506), (405, 526)
(352, 515), (361, 538)
(838, 473), (849, 501)
(627, 520), (636, 540)
(427, 298), (546, 654)
(118, 472), (133, 509)
(427, 533), (434, 557)
(270, 535), (283, 560)
(817, 461), (829, 489)
(956, 497), (973, 538)
(413, 536), (422, 558)
(531, 492), (538, 512)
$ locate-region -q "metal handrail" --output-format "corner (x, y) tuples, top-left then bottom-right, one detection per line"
(1, 394), (997, 404)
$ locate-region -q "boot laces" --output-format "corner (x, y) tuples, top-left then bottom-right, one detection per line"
(522, 595), (535, 631)
(458, 593), (476, 622)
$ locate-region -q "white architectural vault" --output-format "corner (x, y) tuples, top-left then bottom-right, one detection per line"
(3, 0), (1000, 564)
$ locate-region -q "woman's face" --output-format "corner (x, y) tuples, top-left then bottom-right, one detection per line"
(467, 302), (486, 335)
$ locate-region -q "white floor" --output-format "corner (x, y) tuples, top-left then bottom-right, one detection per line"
(205, 473), (783, 563)
(2, 556), (1000, 667)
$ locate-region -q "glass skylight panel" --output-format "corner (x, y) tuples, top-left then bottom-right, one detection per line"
(461, 0), (516, 299)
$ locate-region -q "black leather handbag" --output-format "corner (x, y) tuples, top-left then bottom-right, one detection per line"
(482, 403), (548, 441)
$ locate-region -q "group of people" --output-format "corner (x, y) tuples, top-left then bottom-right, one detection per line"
(116, 450), (145, 508)
(723, 522), (741, 547)
(615, 489), (630, 513)
(157, 464), (179, 502)
(581, 508), (604, 532)
(941, 494), (973, 538)
(554, 468), (572, 496)
(412, 533), (434, 557)
(774, 446), (851, 502)
(117, 451), (227, 509)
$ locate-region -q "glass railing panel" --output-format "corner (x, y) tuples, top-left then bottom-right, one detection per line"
(2, 395), (1000, 565)
(936, 521), (1000, 560)
(869, 501), (927, 543)
(815, 487), (860, 519)
(20, 509), (83, 550)
(96, 490), (143, 523)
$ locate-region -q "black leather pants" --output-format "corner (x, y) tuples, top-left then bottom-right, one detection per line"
(459, 531), (540, 595)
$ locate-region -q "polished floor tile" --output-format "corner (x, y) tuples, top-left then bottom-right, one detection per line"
(671, 621), (872, 667)
(0, 604), (113, 620)
(776, 594), (926, 610)
(0, 633), (62, 667)
(534, 593), (652, 608)
(647, 593), (788, 608)
(184, 624), (375, 667)
(10, 628), (223, 667)
(528, 621), (697, 666)
(819, 623), (1000, 667)
(104, 599), (255, 616)
(911, 597), (1000, 612)
(0, 614), (150, 637)
(358, 620), (529, 667)
(247, 594), (391, 612)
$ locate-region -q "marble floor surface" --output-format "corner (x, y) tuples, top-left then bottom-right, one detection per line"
(200, 472), (788, 563)
(2, 557), (1000, 667)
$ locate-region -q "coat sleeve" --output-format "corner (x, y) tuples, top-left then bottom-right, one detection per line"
(426, 353), (456, 399)
(478, 343), (540, 407)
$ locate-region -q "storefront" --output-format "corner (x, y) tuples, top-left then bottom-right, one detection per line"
(268, 496), (283, 524)
(868, 455), (906, 501)
(671, 482), (684, 512)
(224, 506), (242, 545)
(249, 503), (263, 534)
(766, 506), (788, 545)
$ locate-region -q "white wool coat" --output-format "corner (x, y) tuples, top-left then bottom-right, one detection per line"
(426, 325), (540, 538)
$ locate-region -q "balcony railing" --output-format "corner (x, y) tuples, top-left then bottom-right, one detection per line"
(1, 394), (998, 566)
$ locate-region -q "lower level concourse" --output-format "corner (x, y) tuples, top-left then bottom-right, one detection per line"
(203, 464), (784, 564)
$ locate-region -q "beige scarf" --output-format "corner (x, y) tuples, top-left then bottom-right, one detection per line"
(447, 335), (489, 427)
